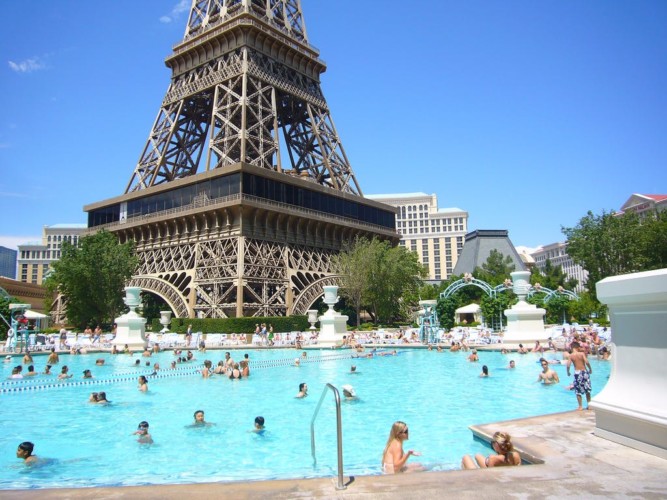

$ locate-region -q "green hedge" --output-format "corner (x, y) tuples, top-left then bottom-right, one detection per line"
(149, 316), (309, 334)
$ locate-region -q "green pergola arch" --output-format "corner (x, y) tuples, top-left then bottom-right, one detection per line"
(439, 275), (579, 331)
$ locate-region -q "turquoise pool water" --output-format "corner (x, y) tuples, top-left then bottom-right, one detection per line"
(1, 348), (610, 489)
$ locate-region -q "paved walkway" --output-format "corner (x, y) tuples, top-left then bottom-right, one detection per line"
(4, 410), (666, 499)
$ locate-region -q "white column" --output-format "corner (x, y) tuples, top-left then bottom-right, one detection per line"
(593, 268), (667, 459)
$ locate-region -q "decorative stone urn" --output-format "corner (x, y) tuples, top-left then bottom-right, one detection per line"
(112, 286), (148, 351)
(307, 309), (319, 330)
(503, 271), (548, 343)
(318, 285), (348, 347)
(159, 311), (172, 333)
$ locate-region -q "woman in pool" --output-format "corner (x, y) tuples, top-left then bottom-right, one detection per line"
(138, 375), (148, 392)
(381, 421), (421, 474)
(96, 392), (110, 404)
(480, 365), (489, 377)
(461, 431), (521, 469)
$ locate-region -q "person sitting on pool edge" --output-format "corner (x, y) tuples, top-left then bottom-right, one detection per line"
(16, 441), (38, 465)
(461, 431), (521, 469)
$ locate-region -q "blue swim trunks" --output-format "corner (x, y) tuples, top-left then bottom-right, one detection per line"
(573, 370), (591, 395)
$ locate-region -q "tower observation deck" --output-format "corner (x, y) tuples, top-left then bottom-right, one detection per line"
(83, 1), (397, 319)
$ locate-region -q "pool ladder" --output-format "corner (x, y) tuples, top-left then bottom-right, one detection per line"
(310, 383), (352, 490)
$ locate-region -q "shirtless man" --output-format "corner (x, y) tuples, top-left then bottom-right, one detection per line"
(224, 351), (234, 369)
(566, 341), (592, 410)
(537, 358), (560, 385)
(47, 348), (59, 364)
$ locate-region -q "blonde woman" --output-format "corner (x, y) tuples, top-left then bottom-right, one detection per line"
(381, 421), (421, 473)
(462, 431), (521, 469)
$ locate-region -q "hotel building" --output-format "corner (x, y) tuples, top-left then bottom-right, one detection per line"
(17, 224), (87, 285)
(365, 193), (468, 281)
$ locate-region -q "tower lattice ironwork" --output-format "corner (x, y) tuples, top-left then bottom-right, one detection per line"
(125, 0), (362, 197)
(83, 0), (397, 319)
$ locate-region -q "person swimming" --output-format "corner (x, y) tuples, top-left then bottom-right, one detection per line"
(253, 416), (266, 434)
(191, 410), (215, 427)
(133, 421), (153, 444)
(342, 384), (357, 400)
(16, 441), (38, 465)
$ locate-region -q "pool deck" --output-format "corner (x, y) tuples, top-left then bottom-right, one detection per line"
(5, 409), (667, 499)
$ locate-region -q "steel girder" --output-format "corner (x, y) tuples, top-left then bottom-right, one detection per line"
(185, 1), (307, 43)
(131, 234), (336, 319)
(125, 1), (361, 195)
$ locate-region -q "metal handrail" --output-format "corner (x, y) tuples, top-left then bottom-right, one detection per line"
(310, 383), (346, 490)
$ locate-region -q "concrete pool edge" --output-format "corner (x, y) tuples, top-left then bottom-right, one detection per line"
(4, 409), (667, 499)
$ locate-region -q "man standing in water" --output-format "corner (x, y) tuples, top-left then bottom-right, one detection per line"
(537, 358), (560, 385)
(566, 341), (592, 410)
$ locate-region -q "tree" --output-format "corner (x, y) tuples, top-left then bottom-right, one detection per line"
(480, 292), (514, 330)
(474, 250), (516, 286)
(563, 210), (647, 298)
(568, 290), (608, 325)
(639, 210), (667, 270)
(534, 259), (578, 291)
(45, 230), (138, 329)
(436, 295), (459, 331)
(331, 237), (380, 327)
(333, 237), (427, 325)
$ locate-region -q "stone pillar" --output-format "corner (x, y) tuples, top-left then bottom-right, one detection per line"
(593, 268), (667, 459)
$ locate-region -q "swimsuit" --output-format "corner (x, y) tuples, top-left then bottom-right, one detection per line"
(573, 369), (591, 395)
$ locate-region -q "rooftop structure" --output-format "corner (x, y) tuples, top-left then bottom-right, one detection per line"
(452, 229), (526, 276)
(619, 193), (667, 219)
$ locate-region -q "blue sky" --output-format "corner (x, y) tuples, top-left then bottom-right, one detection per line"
(1, 0), (665, 251)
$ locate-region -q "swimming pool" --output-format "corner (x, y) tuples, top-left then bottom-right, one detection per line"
(1, 348), (610, 489)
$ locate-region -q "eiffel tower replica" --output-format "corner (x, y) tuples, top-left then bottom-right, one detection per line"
(84, 0), (398, 319)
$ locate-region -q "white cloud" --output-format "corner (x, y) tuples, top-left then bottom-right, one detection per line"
(160, 0), (190, 24)
(8, 57), (45, 73)
(0, 235), (41, 251)
(0, 191), (32, 199)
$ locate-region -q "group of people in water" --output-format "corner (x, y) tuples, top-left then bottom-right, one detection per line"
(10, 323), (606, 474)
